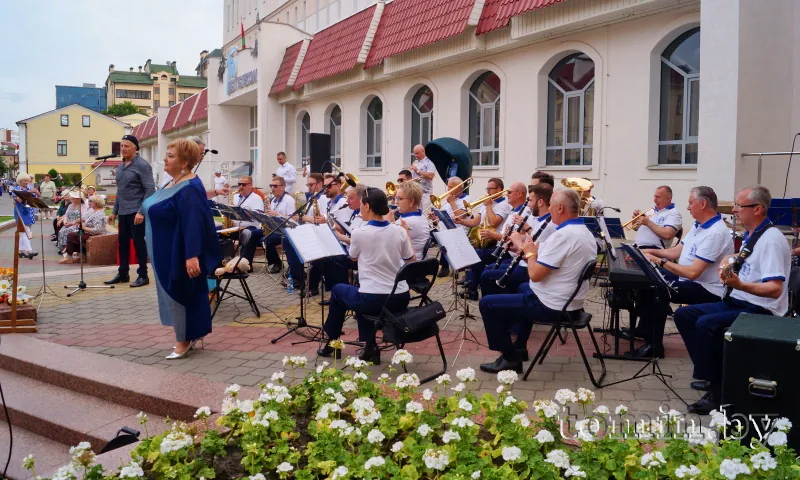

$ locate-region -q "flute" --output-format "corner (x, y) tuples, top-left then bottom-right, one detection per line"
(495, 216), (551, 288)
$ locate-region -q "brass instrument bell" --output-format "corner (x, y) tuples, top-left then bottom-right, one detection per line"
(561, 177), (595, 216)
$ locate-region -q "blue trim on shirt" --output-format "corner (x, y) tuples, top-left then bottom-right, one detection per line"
(399, 210), (422, 217)
(367, 220), (390, 227)
(402, 255), (414, 261)
(664, 225), (678, 230)
(695, 255), (714, 263)
(742, 218), (772, 242)
(694, 213), (723, 229)
(655, 203), (675, 212)
(512, 203), (525, 213)
(333, 194), (344, 204)
(761, 276), (785, 283)
(556, 217), (585, 230)
(537, 260), (558, 269)
(537, 213), (551, 222)
(457, 193), (467, 200)
(353, 208), (360, 215)
(494, 197), (506, 204)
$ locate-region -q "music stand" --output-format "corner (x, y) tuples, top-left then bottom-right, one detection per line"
(12, 191), (58, 310)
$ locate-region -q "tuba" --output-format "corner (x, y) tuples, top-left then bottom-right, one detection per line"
(561, 177), (595, 216)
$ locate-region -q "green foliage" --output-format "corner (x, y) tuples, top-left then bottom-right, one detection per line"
(0, 157), (8, 177)
(21, 352), (800, 480)
(102, 101), (148, 117)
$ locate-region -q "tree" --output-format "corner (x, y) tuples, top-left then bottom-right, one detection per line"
(102, 101), (148, 117)
(0, 156), (7, 178)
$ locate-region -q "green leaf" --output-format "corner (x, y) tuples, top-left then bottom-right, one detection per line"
(400, 464), (420, 480)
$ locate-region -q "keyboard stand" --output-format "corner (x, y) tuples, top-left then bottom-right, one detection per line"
(593, 301), (647, 362)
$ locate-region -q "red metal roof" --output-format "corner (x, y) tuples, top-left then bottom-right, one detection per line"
(294, 5), (377, 89)
(138, 116), (159, 141)
(163, 94), (199, 133)
(364, 0), (475, 69)
(161, 103), (181, 133)
(189, 88), (208, 123)
(270, 41), (304, 95)
(478, 0), (565, 34)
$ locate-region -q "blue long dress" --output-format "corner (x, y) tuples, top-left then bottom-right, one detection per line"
(143, 176), (221, 342)
(11, 185), (37, 226)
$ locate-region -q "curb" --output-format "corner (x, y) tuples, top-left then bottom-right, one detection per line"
(0, 219), (15, 232)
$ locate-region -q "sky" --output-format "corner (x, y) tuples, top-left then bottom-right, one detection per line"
(0, 0), (222, 131)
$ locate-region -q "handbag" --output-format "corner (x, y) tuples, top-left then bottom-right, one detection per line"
(381, 302), (446, 343)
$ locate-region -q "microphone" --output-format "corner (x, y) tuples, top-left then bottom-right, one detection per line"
(204, 149), (219, 154)
(337, 172), (357, 188)
(95, 153), (119, 160)
(602, 206), (621, 213)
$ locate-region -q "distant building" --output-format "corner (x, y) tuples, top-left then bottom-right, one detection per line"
(104, 58), (208, 116)
(55, 84), (107, 112)
(195, 49), (222, 78)
(0, 128), (19, 144)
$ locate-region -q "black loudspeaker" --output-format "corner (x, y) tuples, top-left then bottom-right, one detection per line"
(722, 314), (800, 450)
(309, 133), (331, 174)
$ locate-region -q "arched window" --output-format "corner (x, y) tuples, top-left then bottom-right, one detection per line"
(468, 72), (500, 166)
(658, 28), (700, 164)
(410, 86), (433, 163)
(365, 97), (382, 168)
(329, 106), (342, 167)
(300, 112), (310, 168)
(546, 53), (594, 166)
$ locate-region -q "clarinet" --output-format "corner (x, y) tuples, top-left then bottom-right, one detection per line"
(491, 208), (532, 268)
(496, 216), (551, 288)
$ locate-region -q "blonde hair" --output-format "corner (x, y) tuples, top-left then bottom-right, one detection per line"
(167, 138), (203, 170)
(89, 195), (105, 207)
(16, 172), (31, 183)
(397, 180), (422, 207)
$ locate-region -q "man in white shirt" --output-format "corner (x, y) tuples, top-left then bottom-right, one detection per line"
(409, 144), (436, 211)
(320, 174), (350, 293)
(478, 188), (596, 373)
(318, 188), (415, 364)
(260, 175), (296, 273)
(632, 185), (682, 249)
(214, 170), (229, 204)
(393, 180), (431, 262)
(636, 186), (734, 359)
(301, 173), (331, 295)
(674, 185), (791, 414)
(230, 176), (267, 268)
(274, 151), (297, 194)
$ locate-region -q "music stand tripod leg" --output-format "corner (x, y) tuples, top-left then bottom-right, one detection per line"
(35, 214), (60, 311)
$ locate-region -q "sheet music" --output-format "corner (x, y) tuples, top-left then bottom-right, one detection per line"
(434, 228), (482, 271)
(285, 224), (346, 263)
(597, 217), (617, 260)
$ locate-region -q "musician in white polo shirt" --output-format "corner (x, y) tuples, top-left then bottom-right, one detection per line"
(391, 180), (431, 261)
(264, 176), (296, 273)
(674, 185), (791, 414)
(632, 185), (683, 249)
(479, 188), (597, 373)
(319, 174), (350, 293)
(230, 176), (267, 268)
(318, 188), (415, 364)
(295, 173), (331, 294)
(274, 151), (297, 193)
(635, 186), (733, 359)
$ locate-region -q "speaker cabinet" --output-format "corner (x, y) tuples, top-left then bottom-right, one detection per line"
(309, 133), (331, 174)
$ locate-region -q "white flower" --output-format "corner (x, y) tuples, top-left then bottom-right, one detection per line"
(575, 419), (595, 442)
(225, 384), (241, 396)
(615, 404), (629, 415)
(709, 409), (731, 429)
(351, 397), (381, 425)
(593, 405), (610, 415)
(535, 429), (555, 443)
(750, 451), (777, 471)
(276, 462), (294, 473)
(501, 446), (522, 462)
(452, 382), (466, 392)
(641, 451), (666, 468)
(345, 357), (368, 370)
(395, 373), (420, 389)
(511, 414), (530, 428)
(379, 373), (390, 382)
(22, 454), (35, 471)
(576, 387), (595, 403)
(159, 431), (193, 454)
(367, 429), (385, 444)
(271, 371), (285, 382)
(353, 372), (368, 381)
(51, 464), (79, 480)
(545, 449), (571, 470)
(282, 355), (308, 367)
(451, 416), (475, 428)
(249, 475), (266, 480)
(496, 386), (504, 394)
(315, 402), (342, 420)
(316, 362), (329, 373)
(329, 419), (349, 431)
(136, 411), (148, 424)
(391, 349), (413, 364)
(766, 431), (787, 447)
(533, 399), (560, 419)
(69, 441), (92, 456)
(119, 461), (145, 478)
(364, 456), (386, 470)
(565, 465), (587, 478)
(442, 430), (461, 443)
(422, 389), (433, 401)
(406, 401), (424, 414)
(221, 397), (237, 415)
(471, 471), (481, 479)
(719, 458), (751, 480)
(497, 370), (518, 385)
(417, 424), (432, 436)
(503, 395), (517, 407)
(238, 399), (254, 414)
(333, 392), (346, 405)
(774, 417), (792, 432)
(331, 465), (349, 479)
(436, 374), (451, 385)
(422, 449), (450, 470)
(391, 441), (404, 453)
(194, 406), (211, 419)
(340, 380), (357, 392)
(675, 465), (701, 479)
(555, 388), (578, 405)
(456, 367), (476, 382)
(684, 425), (717, 446)
(458, 398), (473, 411)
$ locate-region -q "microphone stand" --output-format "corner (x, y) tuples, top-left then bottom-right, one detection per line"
(63, 158), (116, 297)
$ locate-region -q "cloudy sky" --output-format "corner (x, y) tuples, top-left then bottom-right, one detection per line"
(0, 0), (222, 130)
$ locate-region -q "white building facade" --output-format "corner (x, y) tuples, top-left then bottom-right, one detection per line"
(209, 0), (800, 229)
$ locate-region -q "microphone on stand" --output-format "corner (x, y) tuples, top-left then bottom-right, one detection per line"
(95, 153), (120, 161)
(204, 149), (219, 155)
(601, 206), (621, 213)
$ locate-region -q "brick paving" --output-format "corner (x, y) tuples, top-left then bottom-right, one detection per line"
(4, 215), (704, 417)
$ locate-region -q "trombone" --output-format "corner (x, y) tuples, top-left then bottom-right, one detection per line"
(428, 177), (473, 210)
(622, 206), (656, 230)
(329, 164), (360, 193)
(385, 177), (422, 197)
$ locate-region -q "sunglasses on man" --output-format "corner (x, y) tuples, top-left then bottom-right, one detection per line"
(238, 183), (251, 187)
(269, 184), (282, 188)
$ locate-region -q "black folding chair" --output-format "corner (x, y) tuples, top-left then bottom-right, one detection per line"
(364, 258), (447, 384)
(787, 266), (800, 317)
(210, 256), (260, 319)
(523, 260), (606, 388)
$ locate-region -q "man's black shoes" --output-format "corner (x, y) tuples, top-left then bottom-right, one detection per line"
(130, 276), (149, 288)
(104, 274), (130, 285)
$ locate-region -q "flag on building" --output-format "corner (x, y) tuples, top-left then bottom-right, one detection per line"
(241, 19), (246, 49)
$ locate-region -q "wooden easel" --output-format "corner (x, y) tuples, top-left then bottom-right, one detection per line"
(0, 212), (38, 333)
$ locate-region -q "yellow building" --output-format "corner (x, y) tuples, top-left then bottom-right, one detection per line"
(16, 104), (131, 176)
(105, 59), (207, 116)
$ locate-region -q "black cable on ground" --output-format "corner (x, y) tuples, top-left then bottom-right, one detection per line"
(1, 374), (12, 479)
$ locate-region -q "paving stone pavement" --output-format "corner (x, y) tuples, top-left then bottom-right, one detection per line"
(5, 218), (703, 418)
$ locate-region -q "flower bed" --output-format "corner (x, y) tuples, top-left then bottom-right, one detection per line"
(23, 351), (799, 479)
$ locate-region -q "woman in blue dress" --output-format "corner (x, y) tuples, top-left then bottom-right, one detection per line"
(142, 138), (221, 360)
(11, 173), (39, 259)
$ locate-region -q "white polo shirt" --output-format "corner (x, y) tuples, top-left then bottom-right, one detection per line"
(531, 218), (598, 311)
(233, 192), (265, 228)
(520, 213), (557, 267)
(304, 192), (329, 219)
(275, 162), (297, 193)
(413, 157), (436, 194)
(441, 193), (470, 234)
(335, 207), (364, 232)
(678, 214), (734, 297)
(477, 198), (513, 226)
(731, 221), (791, 315)
(397, 210), (431, 260)
(214, 175), (228, 190)
(350, 220), (414, 294)
(635, 203), (682, 248)
(269, 193), (296, 217)
(326, 194), (347, 214)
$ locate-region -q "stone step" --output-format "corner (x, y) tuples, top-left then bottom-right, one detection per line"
(0, 335), (245, 421)
(0, 370), (170, 450)
(0, 424), (72, 480)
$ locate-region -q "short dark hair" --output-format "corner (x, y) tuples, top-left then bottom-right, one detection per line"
(657, 185), (673, 197)
(362, 187), (390, 215)
(308, 172), (324, 184)
(398, 169), (412, 179)
(531, 183), (553, 206)
(277, 151), (287, 158)
(531, 171), (555, 187)
(488, 177), (504, 189)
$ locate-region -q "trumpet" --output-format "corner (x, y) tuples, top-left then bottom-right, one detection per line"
(429, 177), (473, 210)
(453, 189), (510, 220)
(622, 206), (656, 230)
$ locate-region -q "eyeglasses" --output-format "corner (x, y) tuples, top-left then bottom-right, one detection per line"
(269, 184), (281, 188)
(486, 187), (499, 192)
(238, 183), (250, 187)
(306, 183), (317, 187)
(734, 203), (760, 209)
(395, 196), (407, 201)
(397, 179), (405, 183)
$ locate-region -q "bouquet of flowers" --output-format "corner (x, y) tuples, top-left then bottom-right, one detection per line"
(0, 266), (31, 306)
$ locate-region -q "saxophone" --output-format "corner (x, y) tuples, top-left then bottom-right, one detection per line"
(312, 196), (320, 224)
(223, 189), (236, 228)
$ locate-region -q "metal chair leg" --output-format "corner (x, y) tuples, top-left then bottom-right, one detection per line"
(524, 326), (557, 381)
(572, 327), (607, 388)
(419, 333), (448, 385)
(538, 326), (563, 365)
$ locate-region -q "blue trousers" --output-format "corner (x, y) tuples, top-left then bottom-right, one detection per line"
(674, 298), (770, 387)
(479, 286), (560, 359)
(322, 256), (349, 290)
(263, 232), (282, 266)
(480, 260), (526, 297)
(465, 248), (496, 293)
(282, 238), (304, 287)
(323, 284), (410, 344)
